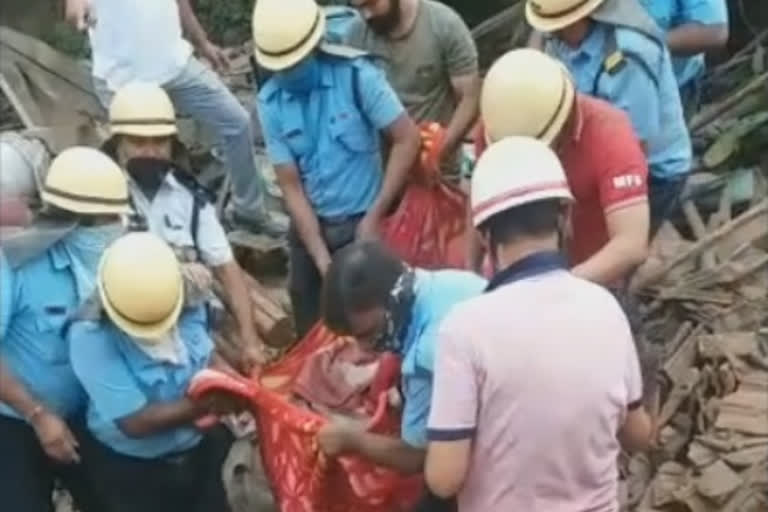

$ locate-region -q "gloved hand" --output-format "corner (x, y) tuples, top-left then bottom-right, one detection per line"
(180, 262), (214, 307)
(418, 122), (446, 181)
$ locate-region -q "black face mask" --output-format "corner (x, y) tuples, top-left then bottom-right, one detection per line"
(125, 157), (172, 201)
(368, 0), (401, 35)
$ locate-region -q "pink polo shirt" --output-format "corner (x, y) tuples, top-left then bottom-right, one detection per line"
(427, 269), (642, 512)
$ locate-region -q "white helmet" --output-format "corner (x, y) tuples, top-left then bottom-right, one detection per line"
(471, 136), (573, 228)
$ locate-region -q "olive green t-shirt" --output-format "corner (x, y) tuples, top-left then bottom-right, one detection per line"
(344, 0), (478, 126)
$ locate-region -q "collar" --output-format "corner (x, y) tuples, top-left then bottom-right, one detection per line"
(485, 251), (566, 292)
(48, 242), (73, 271)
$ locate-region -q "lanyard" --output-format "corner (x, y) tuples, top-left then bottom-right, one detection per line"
(485, 251), (567, 292)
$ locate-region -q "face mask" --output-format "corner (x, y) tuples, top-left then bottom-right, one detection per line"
(274, 56), (320, 94)
(62, 223), (125, 300)
(126, 157), (172, 200)
(371, 268), (416, 353)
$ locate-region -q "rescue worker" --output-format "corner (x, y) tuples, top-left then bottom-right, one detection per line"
(67, 232), (239, 512)
(425, 137), (654, 510)
(317, 240), (487, 512)
(471, 49), (649, 287)
(102, 82), (264, 370)
(344, 0), (480, 180)
(638, 0), (729, 111)
(0, 146), (130, 512)
(64, 0), (285, 236)
(252, 0), (421, 337)
(525, 0), (693, 231)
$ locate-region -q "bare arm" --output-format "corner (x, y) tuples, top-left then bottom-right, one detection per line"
(666, 23), (729, 56)
(619, 406), (654, 453)
(0, 358), (44, 420)
(425, 439), (472, 498)
(276, 164), (332, 274)
(117, 397), (205, 438)
(176, 0), (209, 48)
(213, 262), (261, 362)
(347, 431), (426, 474)
(441, 74), (481, 159)
(365, 114), (420, 222)
(571, 202), (649, 286)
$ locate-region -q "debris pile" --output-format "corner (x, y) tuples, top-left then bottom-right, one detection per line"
(624, 201), (768, 511)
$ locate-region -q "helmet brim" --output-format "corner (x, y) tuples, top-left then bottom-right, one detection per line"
(254, 11), (326, 71)
(525, 0), (606, 33)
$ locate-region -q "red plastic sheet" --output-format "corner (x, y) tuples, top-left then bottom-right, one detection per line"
(380, 122), (469, 270)
(189, 325), (423, 512)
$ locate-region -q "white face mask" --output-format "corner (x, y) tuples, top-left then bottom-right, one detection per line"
(134, 326), (188, 365)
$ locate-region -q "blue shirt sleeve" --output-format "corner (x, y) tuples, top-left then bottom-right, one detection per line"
(401, 374), (432, 448)
(0, 250), (14, 340)
(602, 58), (661, 146)
(679, 0), (728, 24)
(256, 95), (296, 166)
(356, 60), (406, 130)
(68, 321), (148, 421)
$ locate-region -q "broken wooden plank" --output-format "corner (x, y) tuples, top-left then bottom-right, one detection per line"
(635, 200), (768, 289)
(695, 460), (744, 504)
(715, 390), (768, 435)
(658, 368), (701, 428)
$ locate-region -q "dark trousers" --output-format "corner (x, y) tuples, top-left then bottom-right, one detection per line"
(0, 414), (102, 512)
(78, 425), (234, 512)
(411, 488), (457, 512)
(649, 175), (687, 239)
(288, 215), (361, 338)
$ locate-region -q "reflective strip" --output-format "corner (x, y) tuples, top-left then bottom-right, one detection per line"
(43, 185), (129, 205)
(111, 118), (176, 127)
(472, 181), (570, 220)
(530, 0), (595, 18)
(535, 70), (571, 139)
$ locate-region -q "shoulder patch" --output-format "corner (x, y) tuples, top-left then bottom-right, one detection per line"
(603, 50), (627, 75)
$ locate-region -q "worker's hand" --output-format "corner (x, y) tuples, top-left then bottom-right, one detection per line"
(65, 0), (95, 31)
(355, 213), (381, 242)
(199, 391), (248, 417)
(314, 252), (332, 278)
(241, 343), (266, 376)
(198, 40), (230, 73)
(317, 421), (362, 457)
(32, 410), (81, 464)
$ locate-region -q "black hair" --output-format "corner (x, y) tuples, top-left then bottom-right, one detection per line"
(321, 240), (405, 333)
(479, 198), (562, 249)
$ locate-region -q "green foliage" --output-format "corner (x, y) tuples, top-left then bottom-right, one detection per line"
(195, 0), (254, 46)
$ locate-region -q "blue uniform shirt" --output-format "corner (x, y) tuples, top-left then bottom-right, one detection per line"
(0, 245), (87, 420)
(398, 269), (487, 448)
(257, 53), (405, 219)
(547, 22), (692, 181)
(68, 311), (213, 458)
(639, 0), (728, 89)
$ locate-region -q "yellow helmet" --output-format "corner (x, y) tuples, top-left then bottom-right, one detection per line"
(99, 232), (184, 341)
(41, 146), (130, 215)
(471, 137), (573, 228)
(526, 0), (607, 33)
(109, 83), (177, 137)
(252, 0), (326, 71)
(481, 49), (575, 145)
